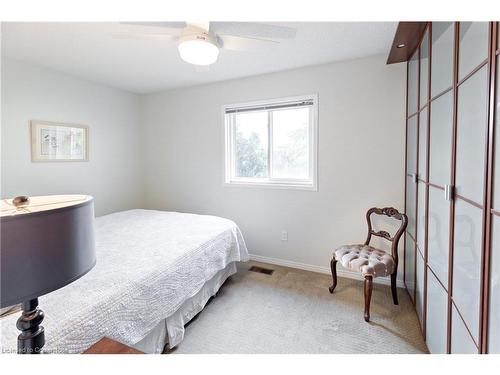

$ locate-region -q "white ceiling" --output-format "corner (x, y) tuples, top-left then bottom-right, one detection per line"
(1, 22), (397, 94)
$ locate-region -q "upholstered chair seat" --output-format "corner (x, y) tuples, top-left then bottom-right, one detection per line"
(334, 244), (395, 278)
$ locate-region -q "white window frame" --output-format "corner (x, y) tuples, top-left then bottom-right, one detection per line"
(223, 94), (318, 191)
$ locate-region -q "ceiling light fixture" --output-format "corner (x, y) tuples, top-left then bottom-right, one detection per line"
(178, 31), (219, 66)
(397, 43), (406, 49)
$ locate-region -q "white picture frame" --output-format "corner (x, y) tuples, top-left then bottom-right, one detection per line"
(30, 120), (89, 162)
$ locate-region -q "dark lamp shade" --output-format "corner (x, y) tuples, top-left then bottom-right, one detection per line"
(1, 195), (96, 308)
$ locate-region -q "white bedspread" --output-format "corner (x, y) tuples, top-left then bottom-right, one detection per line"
(0, 209), (248, 354)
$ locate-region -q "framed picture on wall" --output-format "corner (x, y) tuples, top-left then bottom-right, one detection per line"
(30, 120), (89, 162)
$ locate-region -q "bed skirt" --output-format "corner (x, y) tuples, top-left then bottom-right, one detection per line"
(131, 262), (237, 353)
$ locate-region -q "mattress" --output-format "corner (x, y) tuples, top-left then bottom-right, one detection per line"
(0, 209), (249, 354)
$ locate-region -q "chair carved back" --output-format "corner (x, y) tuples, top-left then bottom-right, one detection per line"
(364, 207), (408, 264)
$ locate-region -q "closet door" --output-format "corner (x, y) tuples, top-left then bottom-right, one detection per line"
(415, 30), (429, 325)
(405, 50), (419, 300)
(426, 22), (454, 352)
(426, 271), (448, 353)
(487, 25), (500, 354)
(405, 114), (418, 299)
(404, 21), (496, 354)
(416, 107), (427, 323)
(450, 21), (489, 354)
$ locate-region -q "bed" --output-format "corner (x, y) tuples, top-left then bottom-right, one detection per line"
(0, 209), (249, 354)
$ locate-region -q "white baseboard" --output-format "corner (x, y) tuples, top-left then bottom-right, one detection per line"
(249, 254), (406, 289)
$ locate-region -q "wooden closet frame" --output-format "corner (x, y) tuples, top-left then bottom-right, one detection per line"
(390, 21), (498, 354)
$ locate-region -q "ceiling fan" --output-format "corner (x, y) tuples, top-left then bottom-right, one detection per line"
(115, 21), (297, 66)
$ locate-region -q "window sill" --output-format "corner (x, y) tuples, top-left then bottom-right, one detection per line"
(224, 180), (318, 191)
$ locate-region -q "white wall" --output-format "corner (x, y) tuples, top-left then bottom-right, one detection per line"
(1, 58), (143, 216)
(1, 54), (407, 282)
(140, 55), (407, 282)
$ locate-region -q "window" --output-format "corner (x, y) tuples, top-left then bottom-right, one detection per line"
(224, 94), (318, 190)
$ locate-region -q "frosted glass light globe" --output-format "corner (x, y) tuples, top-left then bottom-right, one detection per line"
(178, 39), (219, 66)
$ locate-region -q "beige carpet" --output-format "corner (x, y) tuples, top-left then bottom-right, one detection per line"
(170, 261), (428, 354)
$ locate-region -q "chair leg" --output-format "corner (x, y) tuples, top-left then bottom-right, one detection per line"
(391, 272), (398, 305)
(364, 276), (373, 322)
(329, 259), (337, 294)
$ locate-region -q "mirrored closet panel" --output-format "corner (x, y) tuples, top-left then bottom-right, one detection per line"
(402, 22), (498, 354)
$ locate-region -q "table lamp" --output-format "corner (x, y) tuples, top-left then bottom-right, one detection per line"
(1, 195), (96, 354)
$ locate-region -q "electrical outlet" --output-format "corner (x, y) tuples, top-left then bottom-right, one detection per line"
(281, 230), (288, 241)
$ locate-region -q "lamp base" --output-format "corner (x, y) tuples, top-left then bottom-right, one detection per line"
(16, 298), (45, 354)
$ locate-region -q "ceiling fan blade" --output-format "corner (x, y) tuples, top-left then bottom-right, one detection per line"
(210, 22), (296, 40)
(220, 35), (280, 51)
(111, 32), (178, 41)
(120, 21), (186, 29)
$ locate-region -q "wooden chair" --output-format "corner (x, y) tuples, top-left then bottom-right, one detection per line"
(329, 207), (408, 322)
